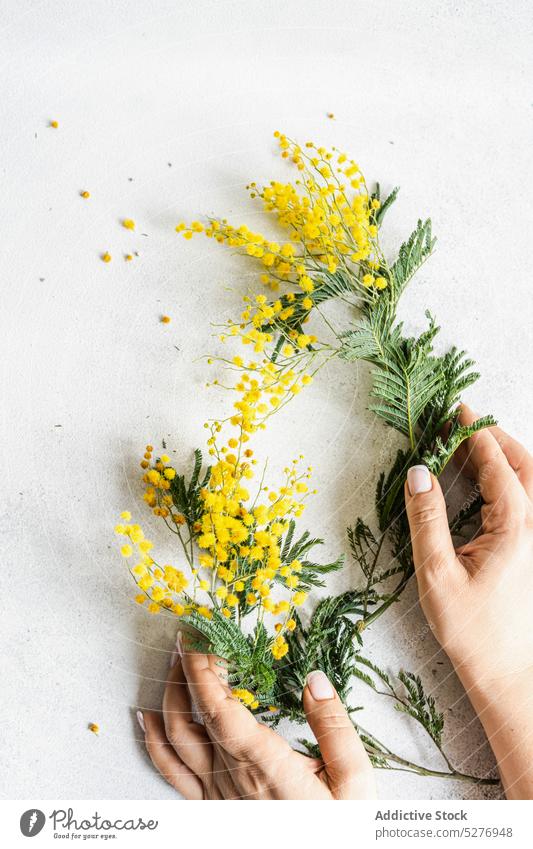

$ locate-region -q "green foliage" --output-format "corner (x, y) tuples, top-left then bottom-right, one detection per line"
(389, 218), (435, 301)
(261, 591), (369, 724)
(423, 414), (496, 476)
(340, 308), (491, 461)
(395, 670), (444, 748)
(347, 519), (379, 582)
(170, 448), (211, 527)
(182, 609), (277, 704)
(277, 520), (344, 590)
(371, 183), (400, 227)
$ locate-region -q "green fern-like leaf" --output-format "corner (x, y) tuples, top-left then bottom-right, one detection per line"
(277, 521), (344, 589)
(423, 414), (496, 476)
(395, 670), (444, 747)
(170, 448), (211, 526)
(347, 518), (379, 580)
(182, 609), (277, 703)
(371, 184), (400, 227)
(390, 218), (436, 300)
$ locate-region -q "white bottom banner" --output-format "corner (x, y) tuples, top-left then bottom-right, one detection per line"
(2, 800), (531, 848)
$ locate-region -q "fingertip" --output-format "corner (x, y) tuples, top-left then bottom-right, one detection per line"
(406, 464), (433, 496)
(306, 670), (336, 702)
(457, 402), (479, 426)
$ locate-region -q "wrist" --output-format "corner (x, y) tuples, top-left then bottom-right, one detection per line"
(454, 664), (533, 799)
(454, 661), (532, 710)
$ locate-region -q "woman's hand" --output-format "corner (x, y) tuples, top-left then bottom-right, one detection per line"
(404, 405), (533, 798)
(137, 636), (376, 800)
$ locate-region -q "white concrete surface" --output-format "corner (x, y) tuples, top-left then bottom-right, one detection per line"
(1, 0), (532, 800)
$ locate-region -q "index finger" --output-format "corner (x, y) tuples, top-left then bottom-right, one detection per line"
(180, 639), (265, 757)
(454, 406), (523, 510)
(454, 405), (533, 497)
(489, 425), (533, 497)
(162, 652), (212, 778)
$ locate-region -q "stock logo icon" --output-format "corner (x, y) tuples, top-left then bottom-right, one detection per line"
(20, 809), (46, 837)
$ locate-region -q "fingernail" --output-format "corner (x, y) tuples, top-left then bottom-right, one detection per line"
(136, 710), (146, 733)
(170, 631), (183, 668)
(307, 670), (334, 701)
(407, 465), (432, 495)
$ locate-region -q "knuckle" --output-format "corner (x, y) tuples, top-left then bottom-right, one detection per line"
(314, 711), (351, 735)
(481, 500), (525, 532)
(200, 706), (222, 730)
(165, 726), (183, 751)
(410, 504), (442, 526)
(419, 552), (450, 577)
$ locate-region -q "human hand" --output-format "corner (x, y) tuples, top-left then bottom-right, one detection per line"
(405, 404), (533, 679)
(137, 635), (376, 800)
(404, 404), (533, 798)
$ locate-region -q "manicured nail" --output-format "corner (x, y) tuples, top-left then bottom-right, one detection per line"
(136, 710), (146, 733)
(407, 465), (432, 495)
(170, 631), (183, 668)
(307, 670), (334, 701)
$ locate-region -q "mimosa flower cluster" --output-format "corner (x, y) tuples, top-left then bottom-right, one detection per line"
(176, 133), (387, 293)
(116, 419), (321, 671)
(176, 133), (393, 424)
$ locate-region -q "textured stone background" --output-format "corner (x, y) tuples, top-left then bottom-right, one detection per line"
(1, 0), (531, 800)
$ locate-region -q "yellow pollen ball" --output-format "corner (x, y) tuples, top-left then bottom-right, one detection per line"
(102, 252), (112, 263)
(123, 219), (135, 230)
(81, 191), (90, 198)
(88, 723), (99, 734)
(161, 315), (171, 324)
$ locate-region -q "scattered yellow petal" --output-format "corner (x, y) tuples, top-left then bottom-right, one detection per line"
(122, 219), (135, 230)
(50, 120), (59, 128)
(88, 723), (99, 735)
(80, 190), (90, 199)
(161, 315), (171, 324)
(102, 252), (112, 263)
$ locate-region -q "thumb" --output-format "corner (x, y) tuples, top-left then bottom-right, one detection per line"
(404, 464), (458, 585)
(302, 671), (375, 799)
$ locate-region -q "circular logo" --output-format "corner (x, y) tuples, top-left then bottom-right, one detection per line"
(19, 809), (46, 837)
